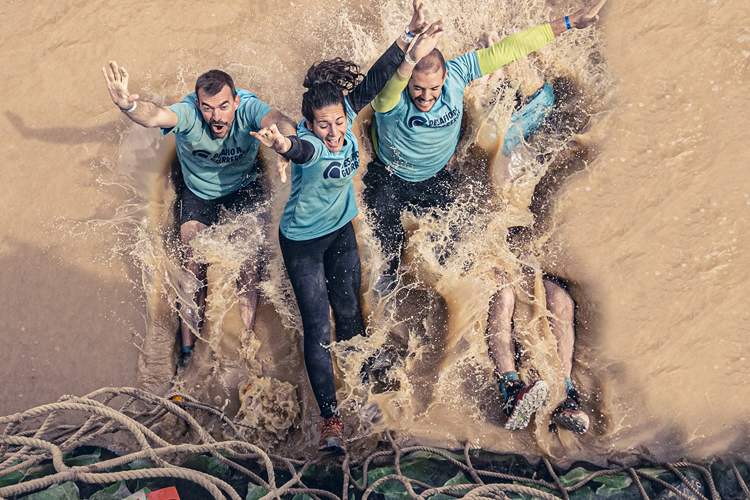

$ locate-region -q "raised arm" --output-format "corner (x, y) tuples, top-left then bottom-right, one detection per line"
(477, 0), (608, 76)
(346, 0), (429, 113)
(371, 20), (446, 114)
(550, 0), (608, 36)
(102, 61), (178, 129)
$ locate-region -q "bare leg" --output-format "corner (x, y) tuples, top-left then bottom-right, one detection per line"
(238, 259), (260, 332)
(485, 276), (516, 375)
(487, 275), (549, 430)
(179, 220), (209, 349)
(542, 279), (575, 378)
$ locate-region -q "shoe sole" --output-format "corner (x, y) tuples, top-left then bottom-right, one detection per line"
(319, 438), (345, 455)
(504, 381), (549, 431)
(553, 409), (590, 434)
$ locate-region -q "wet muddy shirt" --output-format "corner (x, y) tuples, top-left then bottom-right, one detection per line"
(162, 89), (272, 200)
(280, 101), (360, 241)
(372, 24), (554, 182)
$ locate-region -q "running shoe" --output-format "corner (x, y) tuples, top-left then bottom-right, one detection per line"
(317, 416), (345, 454)
(502, 380), (549, 430)
(552, 388), (590, 434)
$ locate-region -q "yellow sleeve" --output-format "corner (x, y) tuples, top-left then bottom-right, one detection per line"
(477, 24), (554, 76)
(371, 71), (410, 113)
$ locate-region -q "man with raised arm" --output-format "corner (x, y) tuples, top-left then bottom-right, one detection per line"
(102, 63), (296, 368)
(363, 0), (608, 433)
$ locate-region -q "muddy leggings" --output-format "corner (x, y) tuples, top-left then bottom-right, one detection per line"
(279, 222), (366, 419)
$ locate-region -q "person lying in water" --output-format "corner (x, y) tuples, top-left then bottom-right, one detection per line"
(102, 63), (296, 369)
(363, 0), (608, 434)
(250, 1), (445, 454)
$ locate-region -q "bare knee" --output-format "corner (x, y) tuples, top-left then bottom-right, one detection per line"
(543, 279), (574, 323)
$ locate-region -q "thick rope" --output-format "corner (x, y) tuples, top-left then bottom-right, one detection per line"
(0, 388), (744, 500)
(733, 462), (750, 500)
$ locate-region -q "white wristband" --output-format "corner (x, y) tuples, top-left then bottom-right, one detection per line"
(400, 30), (415, 44)
(404, 51), (418, 65)
(120, 101), (137, 113)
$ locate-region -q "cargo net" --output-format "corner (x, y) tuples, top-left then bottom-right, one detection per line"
(1, 387), (749, 500)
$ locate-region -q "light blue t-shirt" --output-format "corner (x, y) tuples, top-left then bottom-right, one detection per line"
(280, 102), (360, 241)
(162, 89), (272, 200)
(373, 52), (482, 182)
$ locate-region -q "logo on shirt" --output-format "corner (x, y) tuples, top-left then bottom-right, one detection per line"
(323, 150), (359, 179)
(191, 146), (245, 164)
(407, 106), (460, 129)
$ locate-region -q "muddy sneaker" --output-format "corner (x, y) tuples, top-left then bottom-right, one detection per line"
(502, 380), (549, 430)
(317, 416), (345, 454)
(552, 388), (589, 434)
(178, 345), (194, 368)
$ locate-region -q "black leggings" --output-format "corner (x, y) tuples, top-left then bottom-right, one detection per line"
(279, 222), (366, 419)
(362, 158), (456, 276)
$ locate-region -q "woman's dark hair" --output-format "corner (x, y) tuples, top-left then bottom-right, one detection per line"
(301, 58), (364, 123)
(195, 69), (237, 98)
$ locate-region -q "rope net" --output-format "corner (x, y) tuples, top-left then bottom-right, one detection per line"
(1, 387), (748, 500)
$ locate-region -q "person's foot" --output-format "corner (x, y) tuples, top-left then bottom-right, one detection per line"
(178, 345), (194, 368)
(317, 416), (345, 454)
(502, 380), (549, 430)
(552, 388), (589, 434)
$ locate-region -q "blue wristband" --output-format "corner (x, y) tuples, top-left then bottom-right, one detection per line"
(564, 16), (572, 29)
(406, 30), (416, 38)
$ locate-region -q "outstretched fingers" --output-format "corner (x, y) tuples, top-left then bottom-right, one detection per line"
(422, 19), (445, 38)
(411, 20), (445, 59)
(574, 0), (608, 28)
(409, 0), (427, 35)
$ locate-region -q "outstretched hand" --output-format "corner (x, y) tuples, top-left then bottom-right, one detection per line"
(410, 20), (446, 61)
(250, 124), (291, 183)
(408, 0), (428, 35)
(569, 0), (608, 29)
(102, 61), (139, 110)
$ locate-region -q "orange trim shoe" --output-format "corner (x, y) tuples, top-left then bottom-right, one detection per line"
(317, 416), (345, 454)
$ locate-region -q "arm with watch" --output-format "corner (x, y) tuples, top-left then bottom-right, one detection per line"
(478, 0), (608, 76)
(101, 60), (178, 129)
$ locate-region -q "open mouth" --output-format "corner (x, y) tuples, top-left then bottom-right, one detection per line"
(416, 98), (434, 110)
(326, 136), (342, 149)
(211, 122), (228, 136)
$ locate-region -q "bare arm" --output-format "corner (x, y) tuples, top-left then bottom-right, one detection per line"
(550, 0), (608, 36)
(101, 61), (178, 129)
(371, 20), (446, 113)
(395, 0), (428, 53)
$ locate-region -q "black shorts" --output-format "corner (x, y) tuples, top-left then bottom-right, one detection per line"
(177, 180), (265, 227)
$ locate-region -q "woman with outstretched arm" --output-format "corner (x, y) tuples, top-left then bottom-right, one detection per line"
(251, 2), (445, 453)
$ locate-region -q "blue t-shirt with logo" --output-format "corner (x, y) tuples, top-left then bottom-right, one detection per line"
(373, 52), (482, 182)
(162, 89), (272, 200)
(280, 101), (360, 241)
